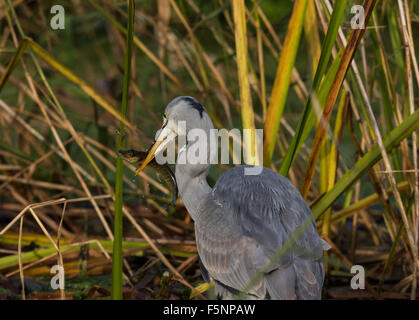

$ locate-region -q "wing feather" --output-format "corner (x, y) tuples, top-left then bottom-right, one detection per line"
(195, 165), (327, 299)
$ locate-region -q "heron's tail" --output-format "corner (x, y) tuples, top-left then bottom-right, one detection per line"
(265, 257), (325, 300)
(292, 257), (324, 299)
(264, 266), (297, 300)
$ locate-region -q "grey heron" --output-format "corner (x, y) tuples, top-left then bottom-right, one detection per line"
(135, 96), (330, 299)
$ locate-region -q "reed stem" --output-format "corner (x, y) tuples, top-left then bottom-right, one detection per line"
(111, 0), (135, 300)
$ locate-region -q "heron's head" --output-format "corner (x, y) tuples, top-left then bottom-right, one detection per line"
(135, 96), (212, 175)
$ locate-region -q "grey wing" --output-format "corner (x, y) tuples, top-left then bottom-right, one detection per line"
(195, 203), (266, 298)
(197, 255), (211, 283)
(208, 165), (328, 299)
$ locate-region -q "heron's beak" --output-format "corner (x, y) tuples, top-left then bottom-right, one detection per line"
(134, 140), (163, 175)
(134, 127), (176, 176)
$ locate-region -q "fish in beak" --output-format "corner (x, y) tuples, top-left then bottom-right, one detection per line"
(134, 127), (176, 176)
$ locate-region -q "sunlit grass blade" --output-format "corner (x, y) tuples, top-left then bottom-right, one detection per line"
(312, 106), (419, 219)
(320, 91), (348, 237)
(0, 234), (195, 271)
(301, 0), (377, 198)
(0, 38), (27, 92)
(26, 39), (135, 130)
(190, 281), (215, 299)
(326, 181), (410, 226)
(232, 0), (258, 165)
(252, 0), (266, 118)
(279, 0), (347, 176)
(303, 0), (321, 77)
(262, 0), (308, 167)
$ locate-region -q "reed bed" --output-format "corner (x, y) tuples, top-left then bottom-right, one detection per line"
(0, 0), (418, 300)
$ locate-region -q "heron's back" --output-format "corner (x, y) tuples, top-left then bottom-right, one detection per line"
(194, 165), (329, 299)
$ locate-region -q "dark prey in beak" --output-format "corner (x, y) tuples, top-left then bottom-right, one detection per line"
(119, 149), (178, 209)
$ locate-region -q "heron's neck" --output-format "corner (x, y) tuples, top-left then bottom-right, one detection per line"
(175, 133), (213, 221)
(175, 166), (211, 222)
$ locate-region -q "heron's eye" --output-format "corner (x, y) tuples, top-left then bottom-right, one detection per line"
(162, 112), (168, 127)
